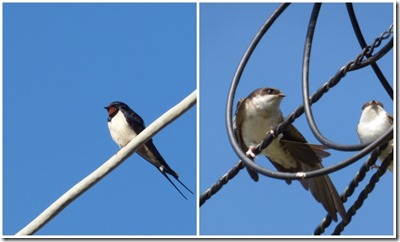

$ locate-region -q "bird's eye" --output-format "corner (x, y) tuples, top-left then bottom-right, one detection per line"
(265, 88), (274, 94)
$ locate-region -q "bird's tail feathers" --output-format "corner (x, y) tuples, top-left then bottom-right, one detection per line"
(300, 163), (348, 222)
(160, 165), (179, 179)
(245, 163), (259, 182)
(160, 171), (193, 199)
(175, 176), (194, 195)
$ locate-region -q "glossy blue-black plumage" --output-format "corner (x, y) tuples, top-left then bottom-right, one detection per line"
(105, 101), (193, 199)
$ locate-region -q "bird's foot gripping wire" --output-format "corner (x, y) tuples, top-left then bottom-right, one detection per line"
(245, 146), (257, 158)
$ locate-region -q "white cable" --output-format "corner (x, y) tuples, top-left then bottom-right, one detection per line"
(16, 90), (197, 235)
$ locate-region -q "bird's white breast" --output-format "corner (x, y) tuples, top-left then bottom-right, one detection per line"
(241, 102), (296, 169)
(108, 110), (137, 147)
(357, 108), (391, 143)
(357, 107), (393, 164)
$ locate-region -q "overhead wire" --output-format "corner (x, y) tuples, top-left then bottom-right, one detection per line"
(200, 3), (393, 235)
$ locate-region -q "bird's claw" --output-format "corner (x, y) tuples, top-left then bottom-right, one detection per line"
(246, 146), (257, 158)
(269, 129), (277, 138)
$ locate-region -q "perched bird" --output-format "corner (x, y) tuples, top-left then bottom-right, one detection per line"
(105, 101), (193, 199)
(234, 87), (348, 222)
(357, 100), (393, 172)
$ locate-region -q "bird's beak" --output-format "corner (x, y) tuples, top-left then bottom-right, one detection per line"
(279, 93), (286, 97)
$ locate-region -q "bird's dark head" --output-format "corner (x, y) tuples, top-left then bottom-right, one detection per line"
(105, 101), (130, 120)
(361, 100), (384, 111)
(246, 87), (285, 112)
(361, 100), (386, 117)
(252, 87), (285, 98)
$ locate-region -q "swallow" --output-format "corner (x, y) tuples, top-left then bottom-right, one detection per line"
(234, 87), (348, 222)
(357, 100), (393, 172)
(105, 101), (193, 199)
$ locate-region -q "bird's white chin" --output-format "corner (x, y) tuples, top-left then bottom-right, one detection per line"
(251, 94), (282, 111)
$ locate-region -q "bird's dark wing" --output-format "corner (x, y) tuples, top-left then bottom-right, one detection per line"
(298, 161), (348, 222)
(281, 124), (330, 166)
(123, 108), (193, 198)
(123, 108), (146, 134)
(280, 139), (330, 163)
(272, 124), (346, 222)
(138, 140), (194, 198)
(138, 139), (179, 178)
(121, 108), (169, 170)
(234, 98), (259, 182)
(123, 109), (180, 178)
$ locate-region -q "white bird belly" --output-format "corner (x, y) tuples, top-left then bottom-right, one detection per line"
(358, 111), (391, 143)
(357, 113), (393, 166)
(108, 111), (137, 147)
(241, 114), (296, 169)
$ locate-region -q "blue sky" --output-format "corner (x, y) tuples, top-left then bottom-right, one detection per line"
(3, 3), (196, 235)
(2, 1), (395, 238)
(200, 3), (394, 236)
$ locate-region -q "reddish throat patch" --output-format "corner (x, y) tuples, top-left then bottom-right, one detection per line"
(107, 106), (118, 117)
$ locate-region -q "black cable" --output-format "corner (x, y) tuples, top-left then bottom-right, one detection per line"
(227, 3), (393, 181)
(313, 142), (392, 234)
(199, 160), (245, 207)
(302, 20), (393, 151)
(201, 5), (393, 236)
(226, 2), (290, 173)
(200, 3), (291, 208)
(241, 127), (392, 181)
(331, 149), (393, 235)
(346, 3), (393, 99)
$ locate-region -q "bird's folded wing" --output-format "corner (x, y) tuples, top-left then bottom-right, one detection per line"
(280, 139), (330, 165)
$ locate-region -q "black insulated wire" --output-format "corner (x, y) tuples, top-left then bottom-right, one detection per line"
(346, 3), (393, 99)
(202, 4), (393, 235)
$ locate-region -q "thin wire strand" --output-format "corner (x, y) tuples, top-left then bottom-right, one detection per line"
(346, 3), (393, 99)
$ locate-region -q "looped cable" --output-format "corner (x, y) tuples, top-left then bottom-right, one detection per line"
(301, 5), (393, 151)
(202, 4), (393, 235)
(226, 3), (393, 181)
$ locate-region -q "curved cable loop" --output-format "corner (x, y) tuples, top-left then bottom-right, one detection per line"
(202, 4), (292, 208)
(202, 5), (393, 227)
(240, 127), (392, 182)
(225, 3), (293, 180)
(226, 2), (290, 147)
(302, 20), (393, 151)
(200, 3), (393, 236)
(227, 3), (393, 182)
